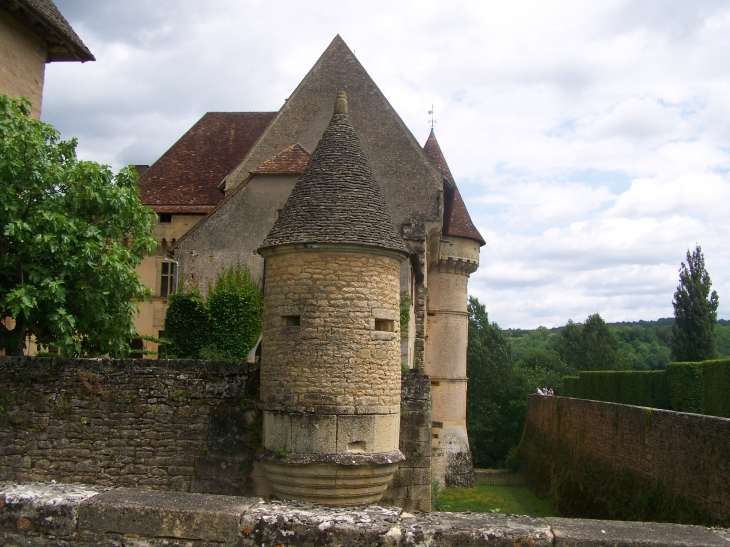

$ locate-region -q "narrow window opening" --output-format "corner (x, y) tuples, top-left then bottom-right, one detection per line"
(160, 262), (177, 297)
(158, 213), (172, 223)
(374, 319), (394, 332)
(427, 312), (436, 317)
(347, 441), (366, 453)
(282, 315), (300, 327)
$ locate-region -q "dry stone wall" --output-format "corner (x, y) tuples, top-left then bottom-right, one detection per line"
(261, 250), (402, 414)
(0, 357), (260, 496)
(522, 395), (730, 527)
(0, 357), (432, 509)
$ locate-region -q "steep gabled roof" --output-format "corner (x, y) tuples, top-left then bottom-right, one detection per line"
(138, 111), (276, 213)
(423, 129), (485, 246)
(221, 35), (445, 235)
(2, 0), (95, 61)
(260, 92), (408, 255)
(254, 144), (311, 175)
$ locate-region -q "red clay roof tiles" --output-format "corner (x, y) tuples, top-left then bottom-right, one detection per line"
(254, 144), (311, 175)
(138, 111), (275, 213)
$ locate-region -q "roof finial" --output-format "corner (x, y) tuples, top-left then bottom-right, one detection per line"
(428, 103), (437, 129)
(334, 91), (348, 115)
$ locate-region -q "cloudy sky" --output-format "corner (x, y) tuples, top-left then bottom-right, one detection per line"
(43, 0), (730, 328)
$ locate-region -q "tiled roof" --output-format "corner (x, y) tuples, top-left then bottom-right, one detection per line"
(423, 129), (485, 246)
(254, 144), (311, 175)
(3, 0), (95, 61)
(138, 111), (276, 213)
(260, 92), (409, 255)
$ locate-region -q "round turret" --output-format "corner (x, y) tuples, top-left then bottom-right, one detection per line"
(257, 92), (409, 505)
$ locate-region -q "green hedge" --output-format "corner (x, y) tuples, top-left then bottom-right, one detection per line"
(563, 360), (730, 417)
(564, 370), (667, 408)
(666, 363), (703, 413)
(702, 359), (730, 418)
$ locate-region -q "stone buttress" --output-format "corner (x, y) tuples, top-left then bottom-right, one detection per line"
(257, 92), (410, 505)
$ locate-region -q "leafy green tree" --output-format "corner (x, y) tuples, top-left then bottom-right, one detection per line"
(466, 296), (520, 467)
(207, 263), (263, 360)
(554, 314), (623, 371)
(163, 263), (263, 360)
(0, 96), (156, 356)
(164, 288), (209, 358)
(671, 245), (719, 362)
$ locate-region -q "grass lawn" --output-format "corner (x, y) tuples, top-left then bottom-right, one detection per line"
(436, 485), (557, 517)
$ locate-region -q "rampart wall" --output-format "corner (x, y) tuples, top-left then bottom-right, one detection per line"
(522, 395), (730, 527)
(0, 356), (260, 495)
(0, 357), (430, 509)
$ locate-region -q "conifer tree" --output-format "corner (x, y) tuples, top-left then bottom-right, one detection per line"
(671, 245), (719, 362)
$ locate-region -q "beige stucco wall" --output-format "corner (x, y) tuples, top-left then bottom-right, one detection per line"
(175, 174), (298, 297)
(0, 10), (46, 118)
(260, 248), (404, 415)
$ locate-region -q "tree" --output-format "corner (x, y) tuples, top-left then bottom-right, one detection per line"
(207, 263), (263, 360)
(0, 96), (156, 356)
(466, 296), (520, 467)
(163, 263), (263, 360)
(671, 245), (719, 362)
(553, 313), (623, 371)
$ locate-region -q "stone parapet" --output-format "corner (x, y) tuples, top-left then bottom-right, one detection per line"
(2, 482), (729, 546)
(0, 356), (259, 496)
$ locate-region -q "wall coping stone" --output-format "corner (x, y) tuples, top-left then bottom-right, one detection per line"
(2, 482), (729, 546)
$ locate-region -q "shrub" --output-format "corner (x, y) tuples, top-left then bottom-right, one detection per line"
(164, 289), (209, 358)
(666, 363), (703, 413)
(701, 358), (730, 418)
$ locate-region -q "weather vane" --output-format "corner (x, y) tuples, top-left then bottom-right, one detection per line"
(428, 104), (437, 129)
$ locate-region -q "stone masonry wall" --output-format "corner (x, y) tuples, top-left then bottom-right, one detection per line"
(261, 250), (402, 414)
(0, 357), (260, 496)
(381, 371), (432, 512)
(0, 357), (432, 510)
(522, 395), (730, 527)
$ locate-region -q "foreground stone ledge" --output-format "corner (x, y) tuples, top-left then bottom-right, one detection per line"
(1, 482), (729, 546)
(546, 517), (730, 547)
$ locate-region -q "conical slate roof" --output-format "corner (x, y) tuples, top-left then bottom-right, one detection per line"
(259, 92), (409, 255)
(423, 129), (485, 246)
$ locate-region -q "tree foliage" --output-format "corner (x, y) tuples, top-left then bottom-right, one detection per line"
(671, 245), (719, 362)
(163, 263), (263, 360)
(0, 96), (156, 356)
(466, 296), (521, 468)
(208, 263), (263, 360)
(554, 313), (624, 371)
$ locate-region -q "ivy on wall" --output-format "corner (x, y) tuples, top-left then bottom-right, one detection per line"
(164, 264), (263, 360)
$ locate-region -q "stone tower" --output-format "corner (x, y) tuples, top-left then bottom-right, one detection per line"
(423, 128), (481, 487)
(257, 91), (411, 506)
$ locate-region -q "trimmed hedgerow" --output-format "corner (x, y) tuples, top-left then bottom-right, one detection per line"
(666, 362), (703, 413)
(701, 358), (730, 418)
(563, 370), (667, 408)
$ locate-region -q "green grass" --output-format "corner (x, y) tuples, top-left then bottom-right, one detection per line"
(437, 485), (557, 517)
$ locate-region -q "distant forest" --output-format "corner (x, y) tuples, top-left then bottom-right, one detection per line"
(504, 318), (730, 370)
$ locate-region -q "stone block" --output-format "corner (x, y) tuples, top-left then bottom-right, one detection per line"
(546, 517), (730, 547)
(290, 413), (336, 454)
(78, 487), (259, 542)
(263, 410), (291, 452)
(336, 414), (375, 453)
(400, 512), (553, 547)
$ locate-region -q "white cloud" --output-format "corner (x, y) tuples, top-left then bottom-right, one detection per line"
(43, 0), (730, 326)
